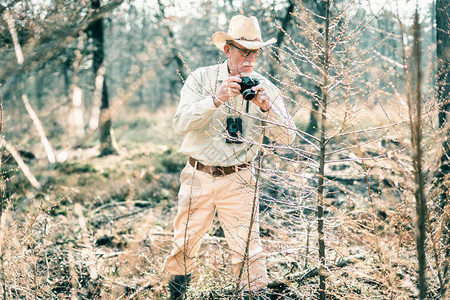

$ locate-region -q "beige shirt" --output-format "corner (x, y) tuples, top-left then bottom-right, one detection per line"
(173, 60), (296, 167)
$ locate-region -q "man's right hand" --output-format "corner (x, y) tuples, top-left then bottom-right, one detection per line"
(213, 76), (242, 107)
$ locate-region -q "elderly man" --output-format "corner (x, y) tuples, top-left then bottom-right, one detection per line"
(163, 15), (295, 299)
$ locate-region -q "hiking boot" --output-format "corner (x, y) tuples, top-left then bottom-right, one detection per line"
(169, 274), (192, 300)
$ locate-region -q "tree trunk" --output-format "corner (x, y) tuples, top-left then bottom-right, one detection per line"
(65, 53), (85, 140)
(269, 0), (295, 76)
(0, 77), (5, 300)
(91, 0), (117, 156)
(436, 0), (449, 207)
(317, 1), (331, 299)
(411, 12), (427, 299)
(68, 84), (85, 140)
(435, 0), (449, 293)
(157, 0), (186, 84)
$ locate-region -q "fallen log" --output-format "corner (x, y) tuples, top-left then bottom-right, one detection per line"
(287, 253), (365, 282)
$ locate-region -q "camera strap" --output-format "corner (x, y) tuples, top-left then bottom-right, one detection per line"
(227, 98), (245, 117)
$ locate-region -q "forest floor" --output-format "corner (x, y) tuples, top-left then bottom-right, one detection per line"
(2, 105), (440, 299)
(3, 106), (187, 299)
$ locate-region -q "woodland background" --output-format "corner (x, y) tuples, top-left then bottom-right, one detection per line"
(0, 0), (448, 299)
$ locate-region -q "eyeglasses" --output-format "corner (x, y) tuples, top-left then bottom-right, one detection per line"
(228, 43), (263, 57)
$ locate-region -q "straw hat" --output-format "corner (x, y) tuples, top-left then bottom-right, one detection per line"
(212, 15), (276, 51)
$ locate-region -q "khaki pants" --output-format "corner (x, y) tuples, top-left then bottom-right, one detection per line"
(163, 161), (268, 291)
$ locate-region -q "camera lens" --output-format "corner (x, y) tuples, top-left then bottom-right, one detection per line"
(229, 123), (239, 133)
(242, 89), (256, 100)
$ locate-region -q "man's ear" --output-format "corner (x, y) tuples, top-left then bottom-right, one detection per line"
(223, 44), (232, 58)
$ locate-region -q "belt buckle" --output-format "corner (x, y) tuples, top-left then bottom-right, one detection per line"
(211, 167), (224, 177)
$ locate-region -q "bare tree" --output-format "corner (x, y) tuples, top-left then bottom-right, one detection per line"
(0, 81), (5, 300)
(67, 35), (87, 140)
(317, 2), (331, 299)
(435, 1), (449, 294)
(410, 10), (427, 299)
(90, 0), (118, 156)
(436, 0), (449, 207)
(269, 0), (295, 77)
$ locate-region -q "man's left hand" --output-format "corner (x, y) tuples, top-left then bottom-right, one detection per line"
(251, 85), (271, 112)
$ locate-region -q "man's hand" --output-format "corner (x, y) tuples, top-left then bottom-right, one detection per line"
(214, 76), (242, 107)
(251, 85), (271, 112)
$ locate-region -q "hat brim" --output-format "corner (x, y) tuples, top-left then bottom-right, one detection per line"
(212, 32), (276, 51)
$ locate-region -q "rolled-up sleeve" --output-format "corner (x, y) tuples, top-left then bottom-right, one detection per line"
(173, 70), (218, 135)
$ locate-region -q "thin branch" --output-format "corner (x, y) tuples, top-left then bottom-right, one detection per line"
(22, 95), (56, 164)
(4, 10), (24, 64)
(0, 0), (126, 94)
(1, 140), (40, 189)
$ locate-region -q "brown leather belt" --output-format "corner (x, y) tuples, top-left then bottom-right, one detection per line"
(189, 157), (249, 177)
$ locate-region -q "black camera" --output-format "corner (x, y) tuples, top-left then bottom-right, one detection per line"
(226, 117), (243, 144)
(238, 76), (260, 101)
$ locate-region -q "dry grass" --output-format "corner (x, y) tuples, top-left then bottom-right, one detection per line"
(1, 97), (447, 299)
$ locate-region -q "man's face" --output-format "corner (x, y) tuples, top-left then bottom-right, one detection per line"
(224, 42), (260, 76)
